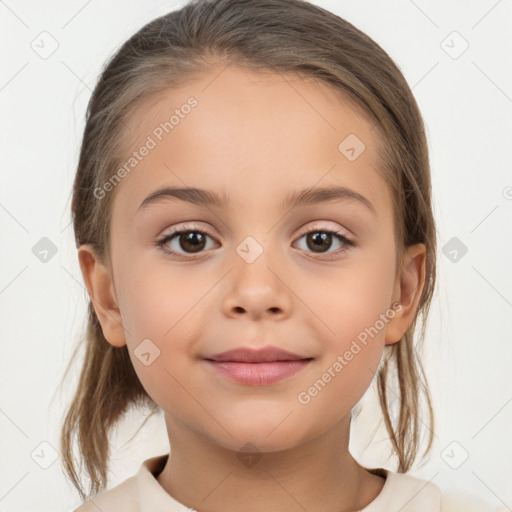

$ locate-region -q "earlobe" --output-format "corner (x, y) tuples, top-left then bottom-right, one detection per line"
(77, 244), (127, 348)
(384, 243), (426, 346)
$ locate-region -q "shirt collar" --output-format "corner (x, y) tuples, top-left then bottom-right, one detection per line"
(136, 453), (440, 512)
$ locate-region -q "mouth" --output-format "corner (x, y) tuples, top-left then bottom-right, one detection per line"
(205, 346), (311, 363)
(203, 346), (314, 386)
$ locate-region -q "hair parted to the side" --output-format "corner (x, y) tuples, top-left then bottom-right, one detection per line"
(59, 0), (437, 501)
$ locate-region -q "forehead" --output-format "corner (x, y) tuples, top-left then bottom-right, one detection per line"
(111, 65), (391, 222)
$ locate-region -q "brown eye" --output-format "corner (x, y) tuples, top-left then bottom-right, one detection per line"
(294, 229), (354, 260)
(157, 227), (217, 256)
(305, 232), (333, 253)
(175, 231), (208, 253)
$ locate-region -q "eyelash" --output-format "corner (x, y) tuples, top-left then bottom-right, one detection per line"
(156, 223), (355, 260)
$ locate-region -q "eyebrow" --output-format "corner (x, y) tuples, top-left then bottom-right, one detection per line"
(137, 185), (376, 216)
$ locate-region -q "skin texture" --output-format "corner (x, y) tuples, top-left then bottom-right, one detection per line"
(78, 65), (426, 511)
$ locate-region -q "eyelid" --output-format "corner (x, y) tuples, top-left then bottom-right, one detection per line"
(295, 222), (351, 239)
(160, 221), (351, 242)
(160, 222), (215, 238)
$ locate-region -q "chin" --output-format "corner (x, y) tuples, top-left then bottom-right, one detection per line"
(209, 420), (308, 455)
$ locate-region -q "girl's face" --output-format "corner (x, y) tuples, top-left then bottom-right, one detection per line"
(82, 65), (424, 453)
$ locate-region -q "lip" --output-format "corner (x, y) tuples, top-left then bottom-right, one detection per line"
(204, 360), (312, 386)
(204, 346), (313, 386)
(206, 346), (310, 363)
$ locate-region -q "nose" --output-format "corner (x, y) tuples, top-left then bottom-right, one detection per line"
(221, 242), (293, 321)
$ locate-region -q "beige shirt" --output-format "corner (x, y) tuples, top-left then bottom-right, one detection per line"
(71, 454), (492, 512)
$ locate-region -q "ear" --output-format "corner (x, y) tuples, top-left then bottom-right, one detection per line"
(384, 243), (427, 346)
(77, 244), (127, 348)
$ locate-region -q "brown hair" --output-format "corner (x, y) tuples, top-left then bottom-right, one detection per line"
(60, 0), (437, 501)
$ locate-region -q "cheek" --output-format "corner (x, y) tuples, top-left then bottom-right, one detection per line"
(300, 243), (396, 382)
(117, 252), (206, 339)
(307, 252), (395, 339)
(296, 283), (390, 423)
(116, 260), (212, 399)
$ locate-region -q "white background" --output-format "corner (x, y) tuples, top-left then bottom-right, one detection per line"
(1, 0), (511, 510)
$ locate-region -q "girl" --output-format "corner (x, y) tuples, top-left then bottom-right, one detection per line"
(59, 0), (498, 510)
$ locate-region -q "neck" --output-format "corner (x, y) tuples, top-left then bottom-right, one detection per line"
(156, 414), (385, 512)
